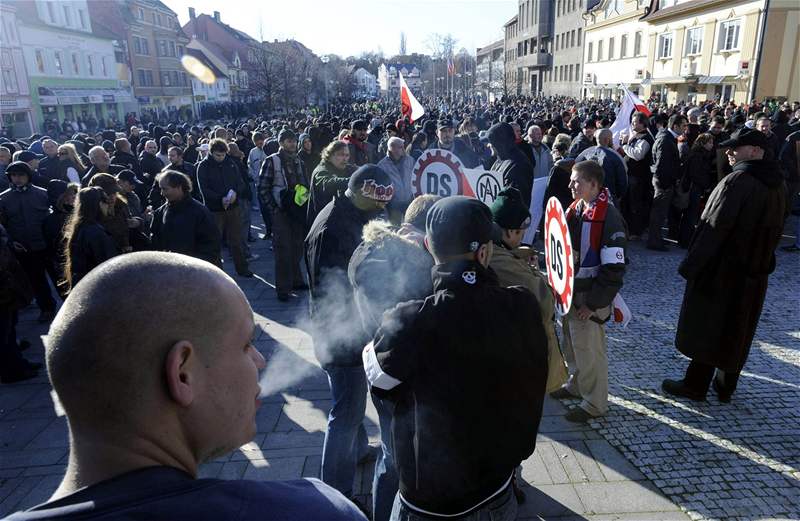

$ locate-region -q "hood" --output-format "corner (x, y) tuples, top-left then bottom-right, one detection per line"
(555, 158), (575, 171)
(488, 122), (516, 159)
(360, 220), (433, 268)
(362, 219), (416, 248)
(732, 159), (785, 188)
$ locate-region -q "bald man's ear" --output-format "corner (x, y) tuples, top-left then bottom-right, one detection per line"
(165, 341), (197, 407)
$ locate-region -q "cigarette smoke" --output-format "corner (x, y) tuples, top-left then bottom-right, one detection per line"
(258, 342), (319, 397)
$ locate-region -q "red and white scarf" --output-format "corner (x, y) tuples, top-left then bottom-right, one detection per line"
(566, 187), (611, 279)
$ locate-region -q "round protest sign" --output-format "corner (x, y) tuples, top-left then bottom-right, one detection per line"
(413, 149), (465, 199)
(544, 197), (574, 314)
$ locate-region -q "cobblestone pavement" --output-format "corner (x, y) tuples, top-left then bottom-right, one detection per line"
(1, 211), (798, 520)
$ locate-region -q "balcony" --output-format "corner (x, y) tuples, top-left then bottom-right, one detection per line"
(519, 52), (552, 68)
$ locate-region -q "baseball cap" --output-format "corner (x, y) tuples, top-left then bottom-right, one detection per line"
(346, 164), (394, 202)
(116, 169), (142, 185)
(17, 150), (44, 162)
(437, 117), (454, 129)
(351, 120), (368, 131)
(718, 127), (769, 150)
(426, 196), (502, 256)
(5, 161), (33, 178)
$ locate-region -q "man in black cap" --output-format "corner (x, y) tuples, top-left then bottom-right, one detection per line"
(258, 129), (309, 299)
(663, 127), (786, 403)
(364, 196), (548, 520)
(304, 165), (394, 506)
(428, 117), (480, 168)
(343, 120), (376, 166)
(0, 162), (57, 322)
(568, 118), (597, 159)
(488, 122), (534, 208)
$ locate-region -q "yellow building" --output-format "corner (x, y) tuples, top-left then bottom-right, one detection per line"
(640, 0), (799, 104)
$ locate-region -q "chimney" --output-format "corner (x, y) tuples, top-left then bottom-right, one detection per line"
(188, 7), (195, 20)
(213, 11), (220, 22)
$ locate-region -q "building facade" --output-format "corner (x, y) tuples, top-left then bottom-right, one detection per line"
(641, 0), (799, 104)
(476, 39), (505, 100)
(543, 0), (587, 97)
(184, 47), (229, 118)
(503, 15), (520, 95)
(583, 0), (651, 99)
(353, 67), (378, 99)
(378, 63), (422, 97)
(0, 3), (34, 138)
(507, 0), (555, 94)
(17, 0), (132, 133)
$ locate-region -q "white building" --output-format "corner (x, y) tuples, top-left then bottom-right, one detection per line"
(582, 0), (651, 99)
(353, 67), (377, 99)
(378, 63), (422, 97)
(0, 3), (34, 138)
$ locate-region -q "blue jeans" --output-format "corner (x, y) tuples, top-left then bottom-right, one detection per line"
(321, 365), (369, 497)
(389, 485), (518, 521)
(373, 395), (399, 521)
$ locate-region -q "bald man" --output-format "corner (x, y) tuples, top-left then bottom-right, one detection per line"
(7, 252), (365, 521)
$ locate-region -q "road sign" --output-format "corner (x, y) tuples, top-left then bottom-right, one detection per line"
(544, 197), (574, 314)
(412, 149), (504, 205)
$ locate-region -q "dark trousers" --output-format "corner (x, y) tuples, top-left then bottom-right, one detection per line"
(0, 310), (25, 377)
(624, 175), (653, 236)
(17, 249), (56, 312)
(684, 359), (741, 397)
(213, 206), (249, 274)
(648, 184), (673, 247)
(272, 209), (305, 294)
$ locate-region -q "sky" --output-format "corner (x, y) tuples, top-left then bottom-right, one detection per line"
(168, 0), (515, 57)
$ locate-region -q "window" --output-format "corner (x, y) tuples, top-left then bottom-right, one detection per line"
(152, 12), (156, 24)
(35, 50), (45, 73)
(157, 14), (162, 26)
(571, 30), (575, 47)
(87, 55), (94, 75)
(587, 42), (593, 62)
(569, 64), (573, 82)
(575, 63), (580, 80)
(621, 34), (628, 58)
(101, 56), (108, 76)
(71, 52), (80, 75)
(138, 8), (144, 20)
(659, 0), (677, 7)
(657, 33), (673, 59)
(719, 19), (741, 51)
(177, 45), (184, 57)
(47, 2), (56, 23)
(685, 27), (703, 55)
(634, 32), (642, 56)
(169, 41), (176, 57)
(78, 9), (87, 29)
(556, 34), (560, 50)
(137, 69), (146, 86)
(63, 6), (72, 26)
(609, 37), (615, 59)
(158, 40), (167, 57)
(162, 71), (171, 86)
(54, 51), (63, 74)
(133, 37), (141, 54)
(577, 28), (582, 45)
(597, 40), (604, 61)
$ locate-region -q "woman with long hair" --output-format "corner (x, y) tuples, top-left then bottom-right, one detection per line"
(43, 181), (79, 298)
(308, 140), (355, 220)
(56, 144), (86, 185)
(87, 173), (133, 253)
(678, 132), (716, 247)
(63, 187), (117, 290)
(406, 132), (428, 160)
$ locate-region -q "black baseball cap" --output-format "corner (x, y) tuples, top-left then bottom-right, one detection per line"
(718, 127), (769, 150)
(17, 150), (44, 162)
(437, 117), (454, 129)
(116, 169), (142, 185)
(346, 164), (394, 202)
(426, 196), (502, 256)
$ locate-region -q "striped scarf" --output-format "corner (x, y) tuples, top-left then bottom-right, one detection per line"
(566, 188), (611, 279)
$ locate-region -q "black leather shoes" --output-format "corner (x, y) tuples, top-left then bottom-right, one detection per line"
(712, 377), (732, 403)
(661, 379), (706, 402)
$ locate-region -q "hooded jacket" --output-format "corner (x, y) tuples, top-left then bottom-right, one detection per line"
(488, 123), (534, 208)
(0, 182), (50, 251)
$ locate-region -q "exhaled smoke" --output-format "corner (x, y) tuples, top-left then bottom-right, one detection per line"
(258, 342), (319, 397)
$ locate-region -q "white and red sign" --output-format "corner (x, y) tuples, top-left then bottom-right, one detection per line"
(412, 149), (503, 206)
(544, 197), (574, 314)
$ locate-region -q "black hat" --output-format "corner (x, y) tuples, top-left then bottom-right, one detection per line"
(116, 169), (142, 185)
(437, 117), (454, 129)
(102, 140), (114, 152)
(582, 118), (596, 129)
(17, 150), (44, 162)
(278, 128), (297, 142)
(47, 179), (69, 206)
(5, 161), (33, 179)
(719, 127), (769, 150)
(425, 196), (502, 256)
(351, 119), (369, 131)
(490, 188), (531, 230)
(346, 164), (394, 202)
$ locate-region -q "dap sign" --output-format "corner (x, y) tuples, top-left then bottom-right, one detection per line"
(544, 197), (574, 314)
(412, 149), (504, 205)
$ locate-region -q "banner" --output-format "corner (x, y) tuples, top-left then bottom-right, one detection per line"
(399, 72), (425, 124)
(412, 149), (503, 206)
(611, 86), (651, 147)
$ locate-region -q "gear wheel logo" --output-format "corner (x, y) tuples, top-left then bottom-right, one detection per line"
(412, 149), (465, 197)
(544, 197), (574, 314)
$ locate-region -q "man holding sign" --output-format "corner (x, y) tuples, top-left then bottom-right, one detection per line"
(551, 161), (626, 423)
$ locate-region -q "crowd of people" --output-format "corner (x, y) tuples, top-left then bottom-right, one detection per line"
(1, 92), (798, 521)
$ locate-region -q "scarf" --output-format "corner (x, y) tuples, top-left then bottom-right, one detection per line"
(343, 135), (367, 153)
(566, 187), (610, 279)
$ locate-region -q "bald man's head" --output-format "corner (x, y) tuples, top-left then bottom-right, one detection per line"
(46, 252), (263, 457)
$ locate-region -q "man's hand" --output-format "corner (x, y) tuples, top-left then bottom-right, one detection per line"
(575, 304), (593, 320)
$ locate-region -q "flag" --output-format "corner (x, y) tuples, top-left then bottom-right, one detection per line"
(399, 72), (425, 124)
(612, 293), (632, 328)
(447, 56), (455, 76)
(610, 86), (652, 146)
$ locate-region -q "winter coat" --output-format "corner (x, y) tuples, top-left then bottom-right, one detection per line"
(197, 155), (246, 212)
(489, 242), (567, 393)
(150, 195), (221, 266)
(348, 220), (434, 335)
(488, 123), (534, 208)
(651, 129), (682, 189)
(343, 135), (377, 166)
(529, 142), (554, 180)
(568, 132), (595, 159)
(575, 146), (628, 201)
(308, 161), (355, 220)
(81, 163), (126, 186)
(544, 158), (575, 212)
(68, 223), (117, 287)
(429, 138), (481, 169)
(0, 184), (50, 251)
(299, 149), (321, 176)
(111, 150), (142, 177)
(377, 154), (415, 205)
(258, 150), (308, 224)
(675, 159), (786, 373)
(684, 147), (715, 192)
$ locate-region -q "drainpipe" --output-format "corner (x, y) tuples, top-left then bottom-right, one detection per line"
(749, 0), (770, 101)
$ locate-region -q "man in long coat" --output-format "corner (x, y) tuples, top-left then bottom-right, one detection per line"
(662, 128), (786, 403)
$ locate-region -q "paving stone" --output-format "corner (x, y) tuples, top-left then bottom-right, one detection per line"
(273, 399), (330, 433)
(585, 439), (646, 482)
(242, 457), (305, 481)
(301, 455), (321, 479)
(261, 431), (324, 449)
(516, 483), (585, 518)
(24, 418), (68, 450)
(520, 450), (553, 486)
(574, 481), (683, 514)
(0, 419), (53, 452)
(0, 449), (66, 470)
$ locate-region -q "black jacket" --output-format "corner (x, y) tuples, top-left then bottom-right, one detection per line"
(111, 150), (141, 177)
(81, 164), (126, 186)
(544, 158), (575, 212)
(368, 261), (548, 516)
(138, 152), (164, 187)
(488, 123), (533, 208)
(429, 138), (481, 169)
(150, 195), (221, 266)
(196, 155), (246, 212)
(68, 223), (117, 287)
(651, 129), (682, 189)
(149, 161), (200, 209)
(568, 132), (595, 159)
(304, 195), (374, 366)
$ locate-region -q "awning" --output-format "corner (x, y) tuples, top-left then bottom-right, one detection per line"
(698, 76), (725, 84)
(641, 78), (652, 86)
(37, 87), (133, 106)
(649, 76), (690, 85)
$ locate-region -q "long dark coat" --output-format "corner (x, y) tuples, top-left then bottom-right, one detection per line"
(675, 159), (786, 372)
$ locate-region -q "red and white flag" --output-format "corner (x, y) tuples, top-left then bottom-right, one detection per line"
(611, 86), (651, 146)
(613, 293), (632, 328)
(399, 72), (425, 124)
